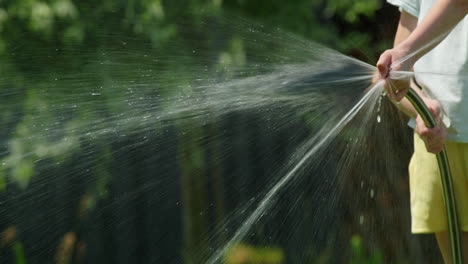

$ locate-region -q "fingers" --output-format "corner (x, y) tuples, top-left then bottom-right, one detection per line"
(422, 127), (445, 153)
(377, 52), (391, 79)
(394, 90), (406, 101)
(415, 115), (429, 135)
(387, 81), (400, 101)
(377, 49), (411, 101)
(416, 114), (446, 154)
(385, 78), (409, 101)
(428, 105), (441, 124)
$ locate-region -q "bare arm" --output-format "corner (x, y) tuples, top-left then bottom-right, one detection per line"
(399, 0), (468, 64)
(391, 11), (420, 118)
(377, 0), (468, 82)
(393, 10), (418, 47)
(379, 4), (457, 153)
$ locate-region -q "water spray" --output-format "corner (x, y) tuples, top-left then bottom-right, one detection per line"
(405, 88), (463, 264)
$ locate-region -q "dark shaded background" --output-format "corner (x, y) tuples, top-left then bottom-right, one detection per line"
(0, 1), (442, 263)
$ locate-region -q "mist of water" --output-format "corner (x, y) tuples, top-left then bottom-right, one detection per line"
(0, 13), (442, 264)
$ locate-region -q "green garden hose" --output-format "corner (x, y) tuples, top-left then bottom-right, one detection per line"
(405, 88), (463, 264)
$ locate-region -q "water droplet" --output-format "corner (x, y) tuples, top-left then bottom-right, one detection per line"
(359, 215), (365, 225)
(377, 115), (381, 123)
(370, 189), (375, 198)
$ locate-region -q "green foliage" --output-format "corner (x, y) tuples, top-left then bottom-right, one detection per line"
(350, 235), (384, 264)
(1, 89), (81, 189)
(0, 1), (398, 261)
(225, 244), (284, 264)
(325, 0), (381, 23)
(93, 147), (113, 198)
(221, 0), (386, 59)
(0, 0), (388, 59)
(13, 241), (27, 264)
(217, 37), (247, 75)
(0, 164), (6, 191)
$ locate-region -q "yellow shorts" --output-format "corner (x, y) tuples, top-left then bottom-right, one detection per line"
(409, 133), (468, 233)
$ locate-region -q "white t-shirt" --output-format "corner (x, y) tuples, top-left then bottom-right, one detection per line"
(388, 0), (468, 142)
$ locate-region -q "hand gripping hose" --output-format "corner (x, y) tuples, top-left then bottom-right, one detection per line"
(405, 88), (463, 264)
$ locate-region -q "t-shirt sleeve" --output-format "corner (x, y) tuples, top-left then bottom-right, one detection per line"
(387, 0), (420, 18)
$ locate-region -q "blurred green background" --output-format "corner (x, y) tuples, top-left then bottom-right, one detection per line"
(0, 0), (398, 61)
(0, 1), (443, 264)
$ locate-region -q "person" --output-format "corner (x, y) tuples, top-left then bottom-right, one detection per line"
(376, 0), (468, 263)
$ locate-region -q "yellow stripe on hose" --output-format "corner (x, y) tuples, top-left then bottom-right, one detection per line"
(405, 88), (463, 264)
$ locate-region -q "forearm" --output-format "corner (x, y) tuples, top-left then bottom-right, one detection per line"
(389, 11), (419, 118)
(394, 84), (426, 118)
(398, 0), (468, 62)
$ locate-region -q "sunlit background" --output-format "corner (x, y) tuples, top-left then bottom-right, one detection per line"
(0, 1), (443, 263)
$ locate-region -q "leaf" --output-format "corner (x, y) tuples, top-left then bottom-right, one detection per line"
(12, 159), (34, 190)
(13, 241), (27, 264)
